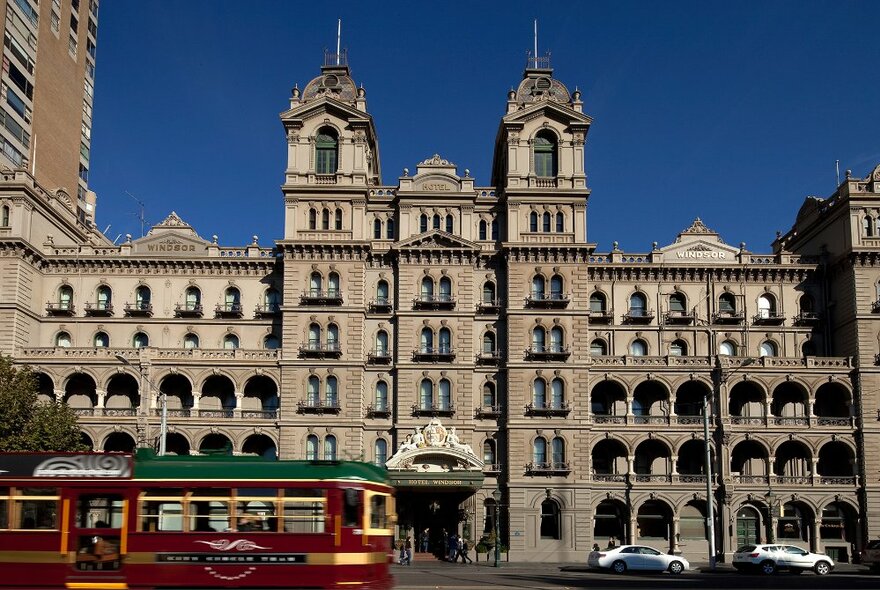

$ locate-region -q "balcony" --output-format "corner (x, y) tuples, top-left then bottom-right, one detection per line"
(483, 463), (502, 475)
(174, 302), (203, 318)
(525, 462), (571, 476)
(525, 293), (570, 309)
(586, 309), (613, 324)
(368, 298), (393, 313)
(254, 303), (280, 317)
(712, 310), (744, 324)
(297, 399), (341, 415)
(475, 350), (503, 365)
(475, 405), (501, 419)
(476, 299), (501, 314)
(301, 289), (343, 306)
(732, 474), (769, 484)
(412, 294), (456, 310)
(411, 403), (455, 417)
(240, 409), (279, 420)
(215, 302), (244, 318)
(366, 404), (391, 419)
(663, 310), (695, 325)
(752, 311), (786, 326)
(367, 348), (392, 364)
(46, 302), (75, 316)
(83, 302), (113, 317)
(623, 308), (655, 324)
(632, 474), (672, 483)
(632, 415), (670, 425)
(299, 341), (342, 359)
(412, 346), (455, 362)
(793, 311), (821, 326)
(525, 402), (572, 417)
(524, 345), (571, 361)
(124, 302), (153, 317)
(591, 473), (627, 483)
(592, 414), (626, 425)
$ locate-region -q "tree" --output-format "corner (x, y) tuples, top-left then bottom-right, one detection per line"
(0, 356), (87, 451)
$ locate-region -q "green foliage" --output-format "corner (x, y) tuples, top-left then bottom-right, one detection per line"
(0, 356), (87, 451)
(475, 541), (488, 553)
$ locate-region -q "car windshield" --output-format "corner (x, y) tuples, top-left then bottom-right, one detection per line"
(736, 545), (756, 553)
(784, 546), (808, 555)
(640, 547), (662, 555)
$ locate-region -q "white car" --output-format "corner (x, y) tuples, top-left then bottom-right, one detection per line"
(732, 544), (834, 575)
(587, 545), (689, 574)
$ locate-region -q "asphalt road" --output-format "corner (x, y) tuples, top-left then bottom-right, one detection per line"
(392, 561), (879, 589)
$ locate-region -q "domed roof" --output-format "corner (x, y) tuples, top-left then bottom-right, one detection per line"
(514, 70), (572, 107)
(301, 65), (359, 105)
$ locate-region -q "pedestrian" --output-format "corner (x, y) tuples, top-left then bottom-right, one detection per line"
(398, 540), (406, 565)
(607, 536), (617, 549)
(404, 536), (413, 565)
(420, 528), (429, 553)
(448, 533), (458, 562)
(460, 537), (473, 564)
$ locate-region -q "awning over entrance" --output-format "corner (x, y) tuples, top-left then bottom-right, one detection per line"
(389, 470), (484, 491)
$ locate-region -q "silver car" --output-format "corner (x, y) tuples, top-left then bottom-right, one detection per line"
(587, 545), (689, 574)
(732, 544), (834, 575)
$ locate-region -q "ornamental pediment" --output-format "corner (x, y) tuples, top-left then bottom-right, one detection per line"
(502, 98), (593, 126)
(385, 418), (483, 472)
(659, 218), (739, 263)
(395, 230), (477, 250)
(132, 230), (210, 256)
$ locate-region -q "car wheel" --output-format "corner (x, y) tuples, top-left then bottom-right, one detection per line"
(668, 561), (684, 575)
(814, 561), (831, 576)
(760, 560), (777, 575)
(611, 560), (627, 574)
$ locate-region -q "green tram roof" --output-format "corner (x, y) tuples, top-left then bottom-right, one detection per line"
(132, 449), (389, 485)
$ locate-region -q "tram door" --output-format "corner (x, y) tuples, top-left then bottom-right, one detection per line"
(67, 490), (127, 579)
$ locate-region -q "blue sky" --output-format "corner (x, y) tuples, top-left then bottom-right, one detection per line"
(89, 1), (880, 252)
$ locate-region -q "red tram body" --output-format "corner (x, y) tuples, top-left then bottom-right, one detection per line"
(0, 450), (395, 589)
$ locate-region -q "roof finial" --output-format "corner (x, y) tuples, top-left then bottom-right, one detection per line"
(336, 19), (342, 66)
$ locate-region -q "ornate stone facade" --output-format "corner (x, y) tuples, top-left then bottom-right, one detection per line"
(0, 53), (878, 564)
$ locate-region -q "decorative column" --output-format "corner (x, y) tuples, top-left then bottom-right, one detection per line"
(95, 388), (106, 409)
(671, 517), (681, 554)
(234, 392), (244, 418)
(810, 518), (821, 553)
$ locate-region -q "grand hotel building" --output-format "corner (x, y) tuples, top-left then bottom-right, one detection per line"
(1, 52), (879, 564)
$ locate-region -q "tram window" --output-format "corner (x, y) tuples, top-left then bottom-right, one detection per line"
(189, 489), (231, 532)
(369, 494), (387, 529)
(13, 487), (59, 529)
(0, 487), (8, 529)
(283, 489), (325, 533)
(235, 488), (278, 532)
(342, 488), (361, 527)
(77, 495), (124, 529)
(139, 489), (184, 532)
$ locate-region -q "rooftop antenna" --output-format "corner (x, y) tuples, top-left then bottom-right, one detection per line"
(125, 190), (146, 237)
(836, 159), (840, 187)
(102, 223), (111, 235)
(336, 19), (341, 65)
(534, 19), (538, 67)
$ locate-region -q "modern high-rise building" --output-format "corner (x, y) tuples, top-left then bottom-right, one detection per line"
(0, 0), (100, 226)
(1, 47), (879, 564)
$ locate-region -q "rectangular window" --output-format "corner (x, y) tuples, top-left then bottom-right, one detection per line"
(84, 80), (93, 99)
(70, 15), (79, 33)
(87, 19), (97, 37)
(81, 121), (91, 140)
(6, 62), (34, 99)
(235, 488), (278, 532)
(90, 0), (99, 17)
(12, 0), (39, 27)
(282, 489), (325, 533)
(85, 60), (95, 79)
(189, 489), (231, 533)
(86, 38), (96, 59)
(1, 108), (30, 148)
(139, 489), (184, 532)
(51, 11), (60, 33)
(0, 487), (8, 529)
(76, 495), (124, 529)
(80, 141), (90, 161)
(12, 487), (59, 529)
(1, 137), (25, 166)
(72, 0), (81, 11)
(68, 34), (78, 56)
(4, 31), (35, 74)
(78, 163), (88, 182)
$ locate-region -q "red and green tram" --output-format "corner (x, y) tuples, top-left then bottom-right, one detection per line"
(0, 449), (395, 589)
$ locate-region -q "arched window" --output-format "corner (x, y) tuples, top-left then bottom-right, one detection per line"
(432, 214), (441, 230)
(439, 277), (452, 302)
(376, 330), (389, 355)
(132, 332), (149, 348)
(419, 378), (433, 410)
(555, 212), (564, 232)
(719, 292), (736, 314)
(757, 293), (775, 319)
(629, 292), (647, 317)
(670, 339), (687, 356)
(185, 286), (200, 311)
(865, 216), (874, 237)
(224, 287), (241, 311)
(483, 281), (496, 304)
(531, 275), (546, 299)
(223, 334), (239, 350)
(550, 275), (563, 299)
(438, 379), (451, 410)
(529, 211), (538, 232)
(445, 215), (453, 233)
(669, 292), (686, 313)
(533, 437), (547, 465)
(590, 292), (607, 313)
(630, 339), (647, 356)
(478, 219), (487, 240)
(325, 375), (338, 407)
(551, 436), (565, 465)
(376, 280), (389, 305)
(308, 208), (317, 229)
(590, 339), (607, 355)
(438, 327), (451, 353)
(307, 375), (320, 405)
(491, 218), (499, 239)
(264, 288), (280, 311)
(375, 381), (388, 411)
(420, 327), (433, 353)
(374, 439), (387, 466)
(307, 323), (321, 348)
(334, 208), (343, 230)
(306, 434), (319, 460)
(799, 293), (814, 314)
(483, 440), (496, 466)
(96, 285), (112, 311)
(58, 285), (73, 310)
(549, 326), (564, 352)
(542, 212), (551, 232)
(315, 128), (338, 174)
(420, 277), (434, 299)
(482, 331), (496, 353)
(327, 272), (340, 297)
(55, 331), (71, 347)
(760, 340), (777, 357)
(93, 331), (109, 348)
(719, 340), (736, 356)
(801, 339), (815, 356)
(184, 333), (199, 349)
(321, 209), (330, 230)
(533, 379), (546, 407)
(532, 326), (546, 351)
(534, 131), (557, 178)
(419, 214), (428, 233)
(551, 378), (564, 409)
(525, 498), (550, 540)
(386, 218), (395, 239)
(0, 205), (9, 226)
(326, 324), (339, 347)
(309, 272), (322, 296)
(373, 218), (382, 239)
(482, 382), (496, 407)
(263, 334), (280, 350)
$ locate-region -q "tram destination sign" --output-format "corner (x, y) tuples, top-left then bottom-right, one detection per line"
(157, 553), (307, 564)
(0, 453), (132, 479)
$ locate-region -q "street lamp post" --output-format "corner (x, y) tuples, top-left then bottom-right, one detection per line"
(116, 354), (167, 455)
(492, 488), (502, 568)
